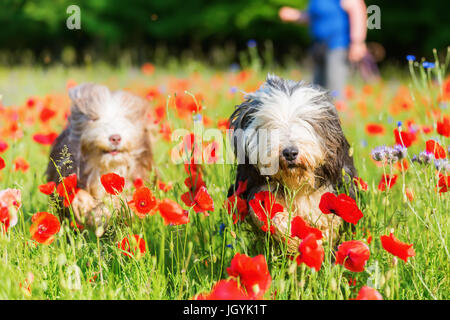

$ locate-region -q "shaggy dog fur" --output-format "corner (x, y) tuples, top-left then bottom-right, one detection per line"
(227, 74), (357, 250)
(46, 83), (155, 230)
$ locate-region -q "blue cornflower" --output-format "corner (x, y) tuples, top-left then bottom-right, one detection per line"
(397, 121), (402, 127)
(247, 39), (257, 48)
(219, 223), (226, 236)
(230, 87), (238, 94)
(226, 244), (233, 248)
(406, 55), (416, 61)
(423, 62), (435, 69)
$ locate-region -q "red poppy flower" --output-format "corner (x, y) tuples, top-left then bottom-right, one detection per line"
(394, 128), (416, 147)
(158, 198), (190, 225)
(226, 253), (271, 299)
(353, 177), (368, 191)
(14, 157), (29, 172)
(117, 234), (146, 258)
(141, 62), (155, 75)
(157, 181), (173, 192)
(184, 171), (206, 191)
(296, 233), (324, 271)
(0, 156), (5, 171)
(365, 123), (385, 135)
(217, 119), (230, 131)
(159, 122), (172, 141)
(347, 277), (357, 287)
(70, 220), (84, 230)
(29, 212), (61, 245)
(56, 174), (79, 207)
(100, 173), (125, 195)
(39, 107), (56, 122)
(205, 141), (220, 164)
(195, 279), (249, 300)
(405, 188), (414, 201)
(128, 187), (158, 218)
(425, 140), (446, 159)
(437, 173), (449, 193)
(290, 215), (323, 240)
(380, 233), (415, 262)
(32, 132), (58, 145)
(0, 206), (10, 232)
(437, 116), (449, 137)
(395, 158), (409, 172)
(225, 195), (248, 224)
(318, 192), (363, 225)
(0, 140), (8, 153)
(355, 286), (383, 300)
(235, 180), (248, 196)
(38, 181), (56, 195)
(133, 177), (144, 189)
(378, 174), (398, 191)
(421, 125), (433, 134)
(181, 185), (214, 215)
(249, 191), (284, 234)
(335, 240), (370, 272)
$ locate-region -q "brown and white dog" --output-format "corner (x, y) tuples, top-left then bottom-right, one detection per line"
(46, 83), (155, 230)
(228, 74), (357, 251)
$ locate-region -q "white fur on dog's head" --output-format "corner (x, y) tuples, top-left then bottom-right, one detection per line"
(68, 83), (153, 197)
(230, 74), (353, 193)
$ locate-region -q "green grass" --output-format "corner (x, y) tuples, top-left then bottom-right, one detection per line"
(0, 57), (448, 300)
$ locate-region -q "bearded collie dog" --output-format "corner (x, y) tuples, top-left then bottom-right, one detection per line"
(46, 83), (155, 231)
(227, 74), (357, 250)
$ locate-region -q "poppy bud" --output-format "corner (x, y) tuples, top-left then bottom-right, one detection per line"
(288, 262), (297, 275)
(384, 285), (391, 298)
(57, 253), (67, 266)
(330, 278), (337, 291)
(95, 226), (104, 238)
(386, 270), (393, 281)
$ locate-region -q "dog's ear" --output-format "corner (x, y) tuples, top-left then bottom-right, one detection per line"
(113, 90), (148, 122)
(68, 83), (110, 119)
(229, 99), (259, 131)
(313, 106), (357, 196)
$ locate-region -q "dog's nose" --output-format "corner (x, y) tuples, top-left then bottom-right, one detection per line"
(282, 147), (299, 161)
(109, 134), (121, 146)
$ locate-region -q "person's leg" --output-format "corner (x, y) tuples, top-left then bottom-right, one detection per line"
(311, 43), (326, 88)
(326, 48), (349, 98)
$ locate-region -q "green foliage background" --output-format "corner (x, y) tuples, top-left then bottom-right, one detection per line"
(0, 0), (449, 63)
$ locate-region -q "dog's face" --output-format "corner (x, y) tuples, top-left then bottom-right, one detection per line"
(68, 84), (151, 175)
(231, 75), (348, 191)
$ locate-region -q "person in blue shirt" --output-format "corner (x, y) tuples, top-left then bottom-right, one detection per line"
(279, 0), (368, 98)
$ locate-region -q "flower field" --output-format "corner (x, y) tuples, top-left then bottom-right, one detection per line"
(0, 53), (448, 300)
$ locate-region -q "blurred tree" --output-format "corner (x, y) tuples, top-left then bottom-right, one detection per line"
(0, 0), (447, 64)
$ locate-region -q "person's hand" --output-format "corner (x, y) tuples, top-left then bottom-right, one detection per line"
(279, 6), (302, 22)
(348, 42), (367, 63)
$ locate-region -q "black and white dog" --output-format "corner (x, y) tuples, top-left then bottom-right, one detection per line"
(228, 74), (357, 249)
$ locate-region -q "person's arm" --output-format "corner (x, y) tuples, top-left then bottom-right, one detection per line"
(341, 0), (367, 62)
(279, 6), (309, 24)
